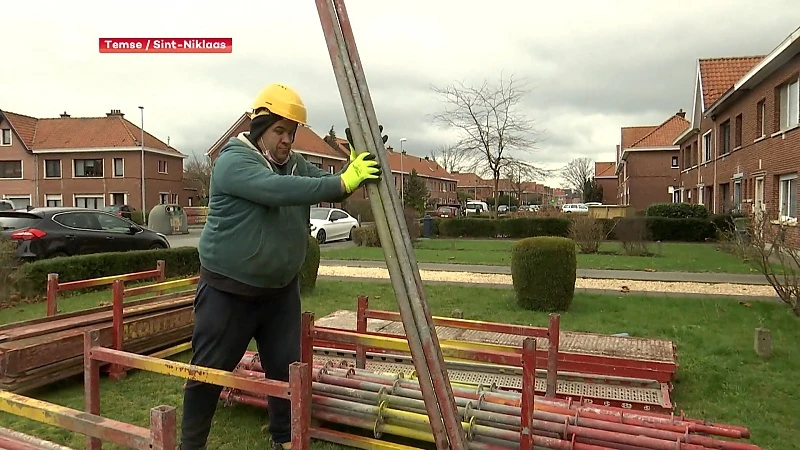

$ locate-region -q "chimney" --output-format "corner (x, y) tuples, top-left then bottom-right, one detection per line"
(676, 108), (686, 118)
(60, 111), (70, 118)
(386, 145), (394, 152)
(106, 109), (124, 118)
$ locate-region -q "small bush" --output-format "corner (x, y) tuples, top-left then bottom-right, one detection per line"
(342, 199), (374, 223)
(300, 234), (320, 294)
(404, 207), (421, 241)
(646, 202), (709, 219)
(439, 218), (498, 238)
(646, 217), (716, 242)
(130, 211), (146, 225)
(0, 238), (20, 302)
(11, 247), (201, 299)
(568, 216), (607, 254)
(353, 225), (381, 247)
(614, 218), (652, 256)
(511, 236), (577, 312)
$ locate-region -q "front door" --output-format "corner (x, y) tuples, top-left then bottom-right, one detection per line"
(754, 177), (765, 217)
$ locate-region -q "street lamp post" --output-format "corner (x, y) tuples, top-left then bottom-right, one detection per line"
(399, 138), (407, 204)
(139, 106), (146, 214)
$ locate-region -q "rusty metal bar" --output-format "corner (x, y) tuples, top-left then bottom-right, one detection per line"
(546, 314), (560, 397)
(313, 1), (466, 447)
(356, 295), (368, 369)
(0, 427), (72, 450)
(84, 328), (101, 450)
(520, 338), (536, 449)
(0, 390), (156, 450)
(45, 261), (165, 317)
(109, 279), (126, 381)
(123, 276), (199, 298)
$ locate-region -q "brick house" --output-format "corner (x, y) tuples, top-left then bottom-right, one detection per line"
(674, 26), (800, 240)
(205, 113), (348, 207)
(615, 111), (690, 210)
(452, 172), (493, 201)
(0, 109), (187, 211)
(593, 161), (618, 204)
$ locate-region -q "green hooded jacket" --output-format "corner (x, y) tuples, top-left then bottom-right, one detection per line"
(198, 132), (347, 289)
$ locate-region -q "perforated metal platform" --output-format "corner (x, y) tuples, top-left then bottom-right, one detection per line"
(312, 348), (671, 411)
(316, 310), (676, 364)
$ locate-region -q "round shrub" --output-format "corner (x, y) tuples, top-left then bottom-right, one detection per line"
(299, 234), (321, 294)
(510, 236), (577, 311)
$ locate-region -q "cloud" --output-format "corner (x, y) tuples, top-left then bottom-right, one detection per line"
(2, 0), (799, 189)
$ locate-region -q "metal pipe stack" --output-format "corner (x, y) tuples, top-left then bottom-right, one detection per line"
(221, 355), (761, 450)
(313, 1), (467, 448)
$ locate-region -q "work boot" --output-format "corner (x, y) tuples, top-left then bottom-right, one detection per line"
(269, 438), (291, 450)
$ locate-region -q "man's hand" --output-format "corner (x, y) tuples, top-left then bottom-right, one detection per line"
(345, 126), (388, 162)
(340, 152), (382, 193)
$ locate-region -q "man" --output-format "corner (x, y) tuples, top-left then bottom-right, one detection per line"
(179, 83), (383, 450)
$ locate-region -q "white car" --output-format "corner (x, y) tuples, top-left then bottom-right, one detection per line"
(561, 203), (589, 213)
(309, 207), (359, 244)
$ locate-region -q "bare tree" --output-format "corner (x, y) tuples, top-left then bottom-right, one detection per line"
(183, 153), (213, 200)
(504, 160), (548, 203)
(561, 157), (594, 198)
(429, 143), (471, 173)
(431, 73), (541, 213)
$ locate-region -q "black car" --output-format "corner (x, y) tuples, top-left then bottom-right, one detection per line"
(0, 207), (170, 261)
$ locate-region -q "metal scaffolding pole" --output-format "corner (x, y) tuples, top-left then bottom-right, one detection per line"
(313, 1), (468, 449)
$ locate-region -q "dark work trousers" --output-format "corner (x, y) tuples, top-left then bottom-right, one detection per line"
(179, 278), (301, 449)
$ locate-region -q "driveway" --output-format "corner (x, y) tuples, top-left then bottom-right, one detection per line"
(166, 227), (355, 251)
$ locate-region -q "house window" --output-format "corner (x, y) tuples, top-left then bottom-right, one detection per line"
(45, 194), (63, 207)
(698, 186), (705, 205)
(328, 165), (335, 174)
(733, 180), (742, 213)
(113, 158), (124, 177)
(778, 78), (799, 131)
(1, 129), (11, 146)
(110, 193), (125, 205)
(671, 156), (679, 168)
(719, 120), (730, 155)
(171, 193), (179, 203)
(0, 160), (22, 179)
(74, 195), (105, 209)
(734, 114), (742, 148)
(159, 193), (169, 204)
(44, 159), (61, 178)
(74, 159), (103, 177)
(672, 189), (681, 203)
(701, 131), (712, 162)
(757, 99), (766, 138)
(158, 160), (168, 174)
(778, 173), (797, 221)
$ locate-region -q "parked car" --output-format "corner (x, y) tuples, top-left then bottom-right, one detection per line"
(103, 204), (136, 221)
(309, 207), (359, 244)
(561, 203), (589, 214)
(0, 207), (170, 261)
(0, 200), (15, 212)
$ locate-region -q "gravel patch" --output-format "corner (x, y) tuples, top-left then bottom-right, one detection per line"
(318, 266), (778, 298)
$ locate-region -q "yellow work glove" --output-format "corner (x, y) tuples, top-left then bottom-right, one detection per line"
(340, 151), (381, 193)
(345, 126), (388, 162)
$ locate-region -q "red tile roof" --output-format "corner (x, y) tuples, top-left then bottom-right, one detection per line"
(621, 126), (657, 149)
(630, 114), (690, 148)
(452, 171), (492, 187)
(332, 138), (456, 181)
(698, 56), (764, 108)
(1, 110), (184, 156)
(594, 162), (616, 177)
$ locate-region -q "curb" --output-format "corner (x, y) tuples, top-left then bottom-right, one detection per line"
(317, 275), (781, 303)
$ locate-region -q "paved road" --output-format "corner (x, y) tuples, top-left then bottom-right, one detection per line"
(166, 228), (355, 251)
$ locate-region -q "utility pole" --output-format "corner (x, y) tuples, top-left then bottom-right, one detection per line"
(399, 138), (407, 205)
(139, 106), (146, 215)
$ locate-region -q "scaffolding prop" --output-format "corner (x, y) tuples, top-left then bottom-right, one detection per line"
(220, 312), (761, 450)
(313, 0), (467, 448)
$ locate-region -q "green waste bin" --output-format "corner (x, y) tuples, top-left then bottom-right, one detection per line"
(148, 204), (189, 235)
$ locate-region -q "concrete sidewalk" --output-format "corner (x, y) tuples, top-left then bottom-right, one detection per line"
(320, 259), (770, 285)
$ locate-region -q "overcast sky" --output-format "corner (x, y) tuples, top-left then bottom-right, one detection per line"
(2, 0), (798, 187)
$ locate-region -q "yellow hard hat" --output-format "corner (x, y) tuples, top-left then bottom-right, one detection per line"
(250, 83), (308, 126)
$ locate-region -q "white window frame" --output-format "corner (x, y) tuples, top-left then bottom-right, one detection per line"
(171, 193), (179, 204)
(328, 165), (335, 174)
(0, 159), (23, 179)
(157, 160), (168, 174)
(701, 131), (712, 163)
(109, 192), (127, 206)
(2, 194), (32, 208)
(1, 129), (11, 146)
(112, 158), (125, 177)
(73, 194), (105, 209)
(672, 189), (681, 203)
(45, 194), (63, 207)
(733, 179), (742, 213)
(758, 100), (766, 138)
(671, 156), (679, 168)
(43, 159), (62, 179)
(779, 78), (800, 131)
(73, 158), (104, 178)
(159, 192), (169, 204)
(698, 185), (705, 205)
(778, 173), (797, 222)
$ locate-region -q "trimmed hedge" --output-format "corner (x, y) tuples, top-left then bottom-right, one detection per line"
(300, 234), (320, 293)
(646, 202), (709, 219)
(511, 236), (576, 311)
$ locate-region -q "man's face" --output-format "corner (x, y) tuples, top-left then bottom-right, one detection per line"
(262, 118), (298, 161)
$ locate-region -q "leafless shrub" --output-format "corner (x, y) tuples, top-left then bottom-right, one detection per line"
(733, 211), (800, 316)
(568, 215), (609, 254)
(614, 218), (652, 256)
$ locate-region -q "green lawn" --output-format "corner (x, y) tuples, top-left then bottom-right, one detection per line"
(1, 280), (797, 449)
(324, 239), (763, 274)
